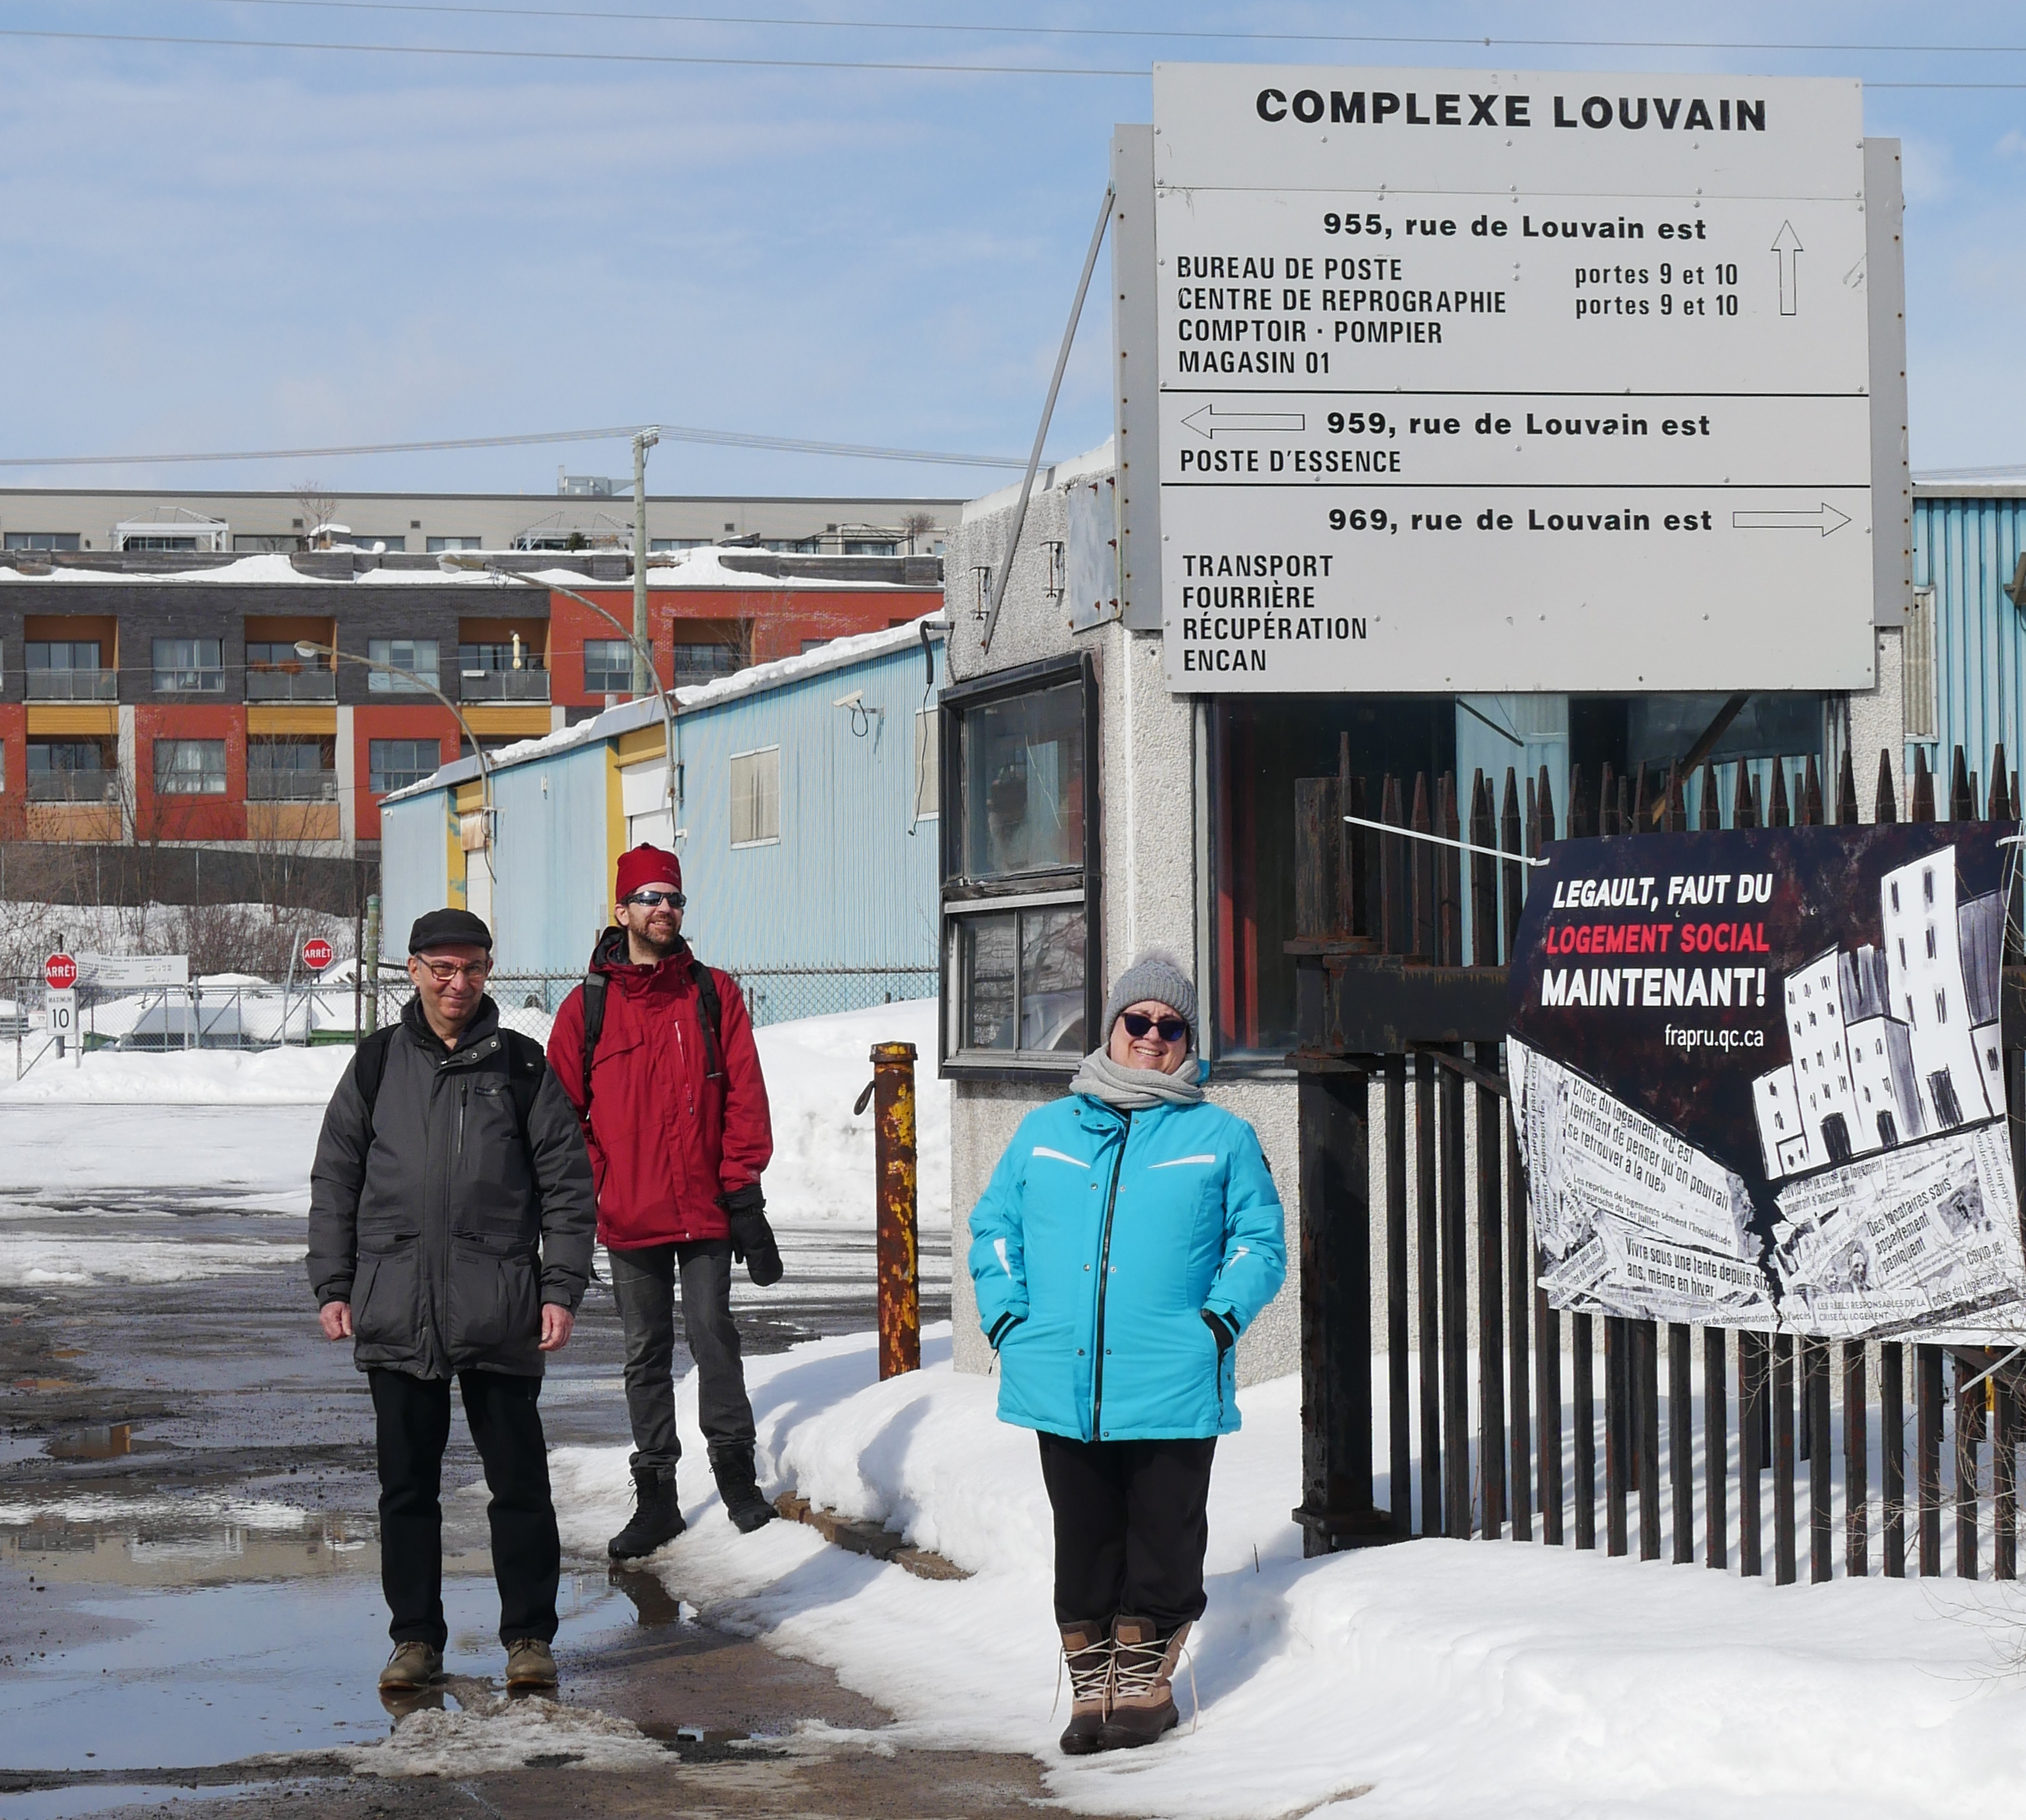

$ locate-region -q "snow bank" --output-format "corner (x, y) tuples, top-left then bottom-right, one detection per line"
(549, 1327), (2026, 1820)
(0, 1045), (352, 1105)
(751, 998), (946, 1226)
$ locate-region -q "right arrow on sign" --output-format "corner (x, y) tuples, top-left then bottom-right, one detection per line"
(1732, 503), (1851, 536)
(1771, 220), (1803, 316)
(1182, 405), (1306, 437)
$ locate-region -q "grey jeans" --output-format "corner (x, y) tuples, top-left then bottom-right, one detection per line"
(606, 1239), (756, 1472)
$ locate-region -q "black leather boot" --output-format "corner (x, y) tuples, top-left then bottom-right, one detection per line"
(710, 1444), (776, 1533)
(607, 1464), (686, 1560)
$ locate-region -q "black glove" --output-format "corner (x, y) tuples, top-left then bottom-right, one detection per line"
(722, 1182), (783, 1287)
(1202, 1307), (1239, 1356)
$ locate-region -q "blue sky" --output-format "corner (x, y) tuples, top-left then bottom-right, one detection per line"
(2, 1), (2024, 500)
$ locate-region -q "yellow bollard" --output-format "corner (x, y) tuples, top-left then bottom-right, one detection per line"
(870, 1040), (920, 1379)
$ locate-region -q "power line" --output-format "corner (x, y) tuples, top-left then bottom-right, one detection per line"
(0, 22), (2019, 85)
(156, 1), (2026, 56)
(0, 23), (1141, 75)
(0, 423), (1032, 472)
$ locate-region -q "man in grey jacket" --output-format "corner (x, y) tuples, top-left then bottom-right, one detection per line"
(308, 908), (596, 1695)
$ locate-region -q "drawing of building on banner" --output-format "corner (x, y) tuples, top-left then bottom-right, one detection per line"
(1751, 844), (2002, 1182)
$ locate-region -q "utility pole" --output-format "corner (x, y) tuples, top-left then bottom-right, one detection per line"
(632, 424), (661, 697)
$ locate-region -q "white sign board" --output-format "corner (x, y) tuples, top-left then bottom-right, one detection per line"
(75, 953), (190, 988)
(45, 989), (76, 1040)
(1152, 65), (1877, 692)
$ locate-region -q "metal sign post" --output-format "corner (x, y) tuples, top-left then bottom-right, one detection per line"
(1149, 65), (1889, 693)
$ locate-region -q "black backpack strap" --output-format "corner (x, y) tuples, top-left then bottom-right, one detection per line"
(689, 958), (724, 1081)
(578, 972), (608, 1113)
(354, 1026), (398, 1144)
(499, 1030), (548, 1136)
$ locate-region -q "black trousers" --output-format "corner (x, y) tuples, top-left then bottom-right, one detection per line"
(606, 1239), (756, 1473)
(369, 1367), (560, 1650)
(1037, 1432), (1217, 1630)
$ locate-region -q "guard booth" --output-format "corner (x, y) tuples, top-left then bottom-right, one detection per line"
(930, 62), (2026, 1591)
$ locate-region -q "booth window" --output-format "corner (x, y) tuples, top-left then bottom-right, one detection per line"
(939, 653), (1099, 1076)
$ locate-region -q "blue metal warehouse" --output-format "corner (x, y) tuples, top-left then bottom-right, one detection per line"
(379, 615), (946, 1020)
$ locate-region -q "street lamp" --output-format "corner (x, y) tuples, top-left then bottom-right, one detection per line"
(435, 553), (679, 839)
(293, 638), (500, 923)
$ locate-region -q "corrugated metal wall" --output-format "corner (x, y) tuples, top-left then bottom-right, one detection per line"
(489, 741), (614, 977)
(674, 638), (941, 973)
(379, 793), (450, 948)
(1916, 494), (2026, 791)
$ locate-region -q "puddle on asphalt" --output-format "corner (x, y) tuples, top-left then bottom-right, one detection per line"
(0, 1561), (645, 1775)
(46, 1426), (130, 1462)
(0, 1780), (281, 1820)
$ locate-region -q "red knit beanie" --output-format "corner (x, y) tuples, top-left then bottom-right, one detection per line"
(615, 843), (683, 902)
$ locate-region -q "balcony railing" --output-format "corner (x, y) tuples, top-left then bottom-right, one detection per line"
(247, 668), (337, 702)
(247, 770), (340, 802)
(458, 669), (551, 702)
(25, 669), (118, 701)
(27, 773), (118, 804)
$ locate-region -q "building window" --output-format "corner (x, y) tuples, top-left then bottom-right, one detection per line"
(459, 638), (543, 673)
(152, 638), (225, 692)
(729, 746), (781, 847)
(26, 739), (115, 801)
(367, 638), (440, 692)
(426, 536), (482, 552)
(4, 532), (80, 552)
(844, 540), (897, 555)
(369, 738), (442, 794)
(914, 707), (940, 824)
(25, 641), (114, 701)
(154, 738), (228, 795)
(584, 639), (634, 694)
(673, 642), (739, 684)
(248, 736), (336, 800)
(939, 653), (1098, 1076)
(650, 538), (707, 552)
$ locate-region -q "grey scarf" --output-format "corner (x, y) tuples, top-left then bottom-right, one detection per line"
(1068, 1047), (1206, 1112)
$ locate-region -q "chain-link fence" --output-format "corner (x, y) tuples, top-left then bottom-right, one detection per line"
(2, 964), (937, 1075)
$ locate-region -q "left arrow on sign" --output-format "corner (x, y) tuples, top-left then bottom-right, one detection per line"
(1731, 503), (1850, 536)
(1182, 405), (1306, 438)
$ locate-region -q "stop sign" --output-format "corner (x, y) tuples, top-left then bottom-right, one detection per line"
(302, 937), (335, 972)
(44, 953), (76, 991)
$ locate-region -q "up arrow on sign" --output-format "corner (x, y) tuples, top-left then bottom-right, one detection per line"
(1772, 220), (1803, 317)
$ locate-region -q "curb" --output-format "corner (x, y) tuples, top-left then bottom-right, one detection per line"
(771, 1494), (971, 1581)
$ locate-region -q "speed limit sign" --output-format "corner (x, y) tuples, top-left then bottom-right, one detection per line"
(46, 989), (76, 1040)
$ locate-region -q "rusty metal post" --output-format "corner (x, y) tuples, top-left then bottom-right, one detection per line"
(871, 1041), (920, 1379)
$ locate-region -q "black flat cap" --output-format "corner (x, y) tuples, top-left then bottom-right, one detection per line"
(409, 908), (494, 954)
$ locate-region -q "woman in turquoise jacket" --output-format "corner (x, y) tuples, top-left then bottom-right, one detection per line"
(967, 951), (1285, 1757)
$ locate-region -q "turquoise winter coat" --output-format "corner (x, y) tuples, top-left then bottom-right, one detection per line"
(967, 1085), (1286, 1441)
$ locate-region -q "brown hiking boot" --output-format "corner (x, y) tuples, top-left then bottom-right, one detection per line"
(378, 1641), (443, 1691)
(504, 1638), (558, 1689)
(1099, 1617), (1190, 1749)
(1057, 1620), (1113, 1754)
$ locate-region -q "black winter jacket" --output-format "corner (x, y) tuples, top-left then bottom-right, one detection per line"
(307, 996), (597, 1378)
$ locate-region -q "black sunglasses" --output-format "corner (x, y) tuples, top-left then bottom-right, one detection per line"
(1121, 1011), (1188, 1043)
(625, 888), (686, 909)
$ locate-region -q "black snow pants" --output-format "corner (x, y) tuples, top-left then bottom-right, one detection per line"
(1037, 1432), (1217, 1630)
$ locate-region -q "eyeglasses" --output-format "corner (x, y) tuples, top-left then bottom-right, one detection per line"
(1121, 1011), (1188, 1043)
(625, 888), (686, 910)
(414, 957), (492, 986)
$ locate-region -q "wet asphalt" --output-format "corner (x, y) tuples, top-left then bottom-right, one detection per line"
(0, 1141), (1056, 1820)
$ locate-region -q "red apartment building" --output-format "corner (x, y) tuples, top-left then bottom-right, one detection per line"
(0, 546), (942, 856)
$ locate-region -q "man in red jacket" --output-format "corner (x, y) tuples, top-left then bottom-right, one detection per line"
(547, 844), (781, 1554)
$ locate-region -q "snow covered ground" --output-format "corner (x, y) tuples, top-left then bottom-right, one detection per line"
(0, 998), (942, 1287)
(550, 1325), (2026, 1820)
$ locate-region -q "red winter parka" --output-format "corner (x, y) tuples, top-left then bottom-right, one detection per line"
(546, 930), (773, 1249)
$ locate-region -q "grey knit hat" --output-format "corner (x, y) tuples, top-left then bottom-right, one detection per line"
(1101, 949), (1200, 1049)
